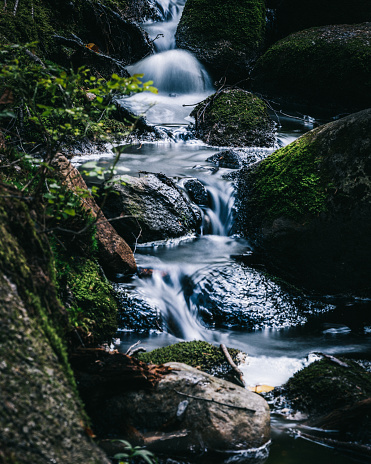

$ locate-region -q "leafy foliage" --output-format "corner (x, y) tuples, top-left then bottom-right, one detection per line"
(113, 440), (157, 464)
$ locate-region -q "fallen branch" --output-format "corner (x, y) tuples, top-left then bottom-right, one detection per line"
(297, 431), (371, 458)
(220, 343), (245, 387)
(314, 352), (349, 368)
(126, 340), (146, 357)
(174, 390), (255, 413)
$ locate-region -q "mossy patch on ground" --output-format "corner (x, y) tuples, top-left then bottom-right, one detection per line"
(191, 89), (275, 147)
(138, 340), (244, 384)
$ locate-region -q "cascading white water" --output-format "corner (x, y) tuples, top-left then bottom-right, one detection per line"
(121, 0), (214, 124)
(127, 49), (212, 94)
(146, 0), (187, 51)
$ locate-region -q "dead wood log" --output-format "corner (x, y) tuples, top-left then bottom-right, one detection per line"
(220, 343), (245, 387)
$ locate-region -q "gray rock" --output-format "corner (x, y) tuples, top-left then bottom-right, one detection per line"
(183, 178), (209, 205)
(101, 362), (270, 455)
(207, 150), (244, 169)
(101, 173), (202, 245)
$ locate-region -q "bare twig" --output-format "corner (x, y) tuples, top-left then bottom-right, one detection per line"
(220, 344), (245, 387)
(13, 0), (19, 16)
(174, 390), (255, 413)
(125, 340), (141, 356)
(314, 352), (349, 368)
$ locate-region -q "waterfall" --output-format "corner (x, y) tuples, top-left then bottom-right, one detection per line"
(121, 0), (214, 125)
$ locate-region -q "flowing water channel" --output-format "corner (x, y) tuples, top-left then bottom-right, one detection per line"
(75, 1), (371, 462)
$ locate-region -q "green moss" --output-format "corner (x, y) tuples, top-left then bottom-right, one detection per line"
(54, 253), (118, 343)
(138, 340), (243, 382)
(253, 24), (371, 109)
(249, 130), (328, 221)
(0, 189), (76, 390)
(178, 0), (266, 51)
(196, 90), (270, 131)
(192, 89), (275, 147)
(285, 358), (371, 415)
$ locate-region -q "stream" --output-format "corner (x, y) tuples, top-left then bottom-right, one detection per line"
(74, 1), (371, 462)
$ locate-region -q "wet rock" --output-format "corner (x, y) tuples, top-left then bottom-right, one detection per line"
(53, 155), (137, 277)
(207, 149), (244, 169)
(235, 108), (371, 294)
(101, 173), (202, 246)
(182, 178), (209, 206)
(283, 357), (371, 445)
(191, 89), (276, 147)
(176, 0), (266, 83)
(98, 362), (270, 455)
(192, 263), (332, 330)
(252, 23), (371, 114)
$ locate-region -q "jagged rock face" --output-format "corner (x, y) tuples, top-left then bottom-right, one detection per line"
(236, 108), (371, 294)
(97, 362), (271, 456)
(252, 23), (371, 114)
(191, 89), (276, 147)
(175, 0), (266, 83)
(101, 173), (202, 245)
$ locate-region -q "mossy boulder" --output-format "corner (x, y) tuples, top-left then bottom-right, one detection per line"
(252, 23), (371, 114)
(138, 340), (244, 384)
(0, 186), (110, 463)
(284, 357), (371, 444)
(176, 0), (266, 82)
(191, 89), (276, 147)
(236, 108), (371, 293)
(267, 0), (371, 40)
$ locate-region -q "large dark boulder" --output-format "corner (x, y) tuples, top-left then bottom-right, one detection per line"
(176, 0), (266, 83)
(191, 89), (276, 147)
(101, 173), (202, 245)
(236, 109), (371, 294)
(283, 356), (371, 446)
(266, 0), (371, 41)
(252, 23), (371, 114)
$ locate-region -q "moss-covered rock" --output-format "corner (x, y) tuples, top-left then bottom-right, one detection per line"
(176, 0), (266, 82)
(267, 0), (371, 40)
(55, 256), (119, 344)
(138, 340), (244, 384)
(191, 88), (276, 147)
(236, 108), (371, 293)
(0, 184), (110, 463)
(283, 356), (371, 445)
(0, 0), (152, 69)
(252, 23), (371, 114)
(285, 357), (371, 416)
